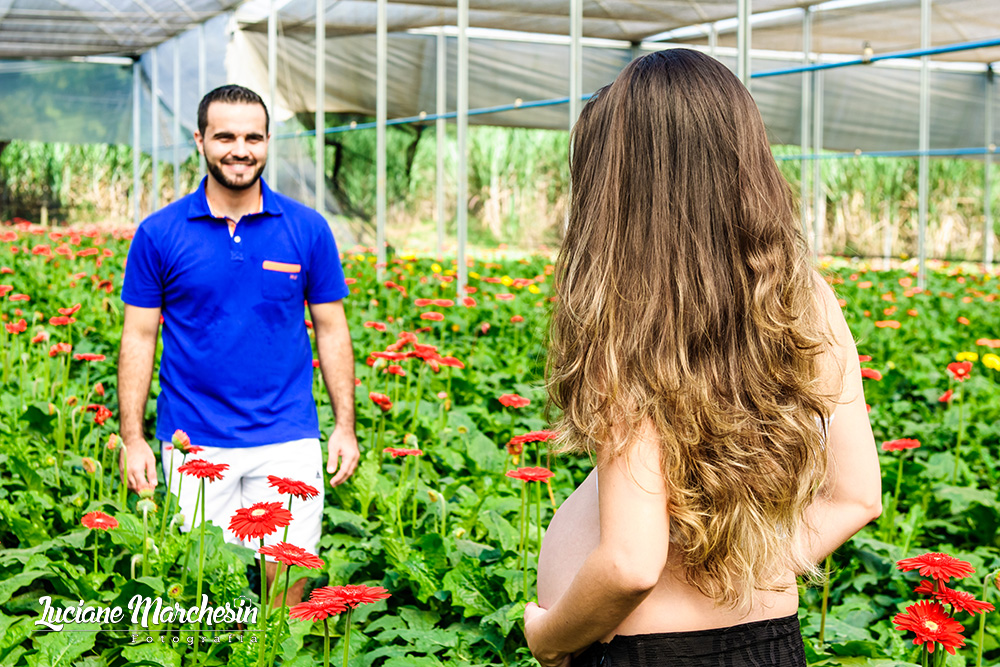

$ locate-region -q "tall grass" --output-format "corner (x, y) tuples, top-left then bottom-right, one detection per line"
(1, 131), (996, 259)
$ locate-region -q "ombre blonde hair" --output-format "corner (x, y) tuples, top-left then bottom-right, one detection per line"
(547, 49), (836, 610)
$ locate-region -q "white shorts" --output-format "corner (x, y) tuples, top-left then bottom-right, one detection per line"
(161, 438), (324, 560)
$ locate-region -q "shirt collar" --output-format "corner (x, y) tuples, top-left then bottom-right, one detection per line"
(187, 176), (284, 220)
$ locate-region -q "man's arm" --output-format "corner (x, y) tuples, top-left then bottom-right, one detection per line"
(118, 304), (161, 492)
(308, 300), (359, 486)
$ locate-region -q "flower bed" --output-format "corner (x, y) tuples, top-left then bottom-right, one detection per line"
(0, 219), (999, 666)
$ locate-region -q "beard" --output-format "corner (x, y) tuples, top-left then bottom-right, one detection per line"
(205, 156), (267, 191)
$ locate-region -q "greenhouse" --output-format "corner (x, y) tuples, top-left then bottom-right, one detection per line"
(1, 1), (1000, 666)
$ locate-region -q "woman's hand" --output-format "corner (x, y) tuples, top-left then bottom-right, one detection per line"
(524, 602), (572, 667)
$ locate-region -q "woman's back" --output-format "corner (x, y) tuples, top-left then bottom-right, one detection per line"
(524, 48), (882, 667)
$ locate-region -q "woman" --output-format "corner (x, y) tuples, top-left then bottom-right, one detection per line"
(524, 49), (882, 666)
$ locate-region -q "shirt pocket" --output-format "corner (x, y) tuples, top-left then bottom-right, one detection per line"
(261, 260), (301, 301)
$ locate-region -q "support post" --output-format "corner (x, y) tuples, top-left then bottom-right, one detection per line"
(457, 0), (469, 294)
(133, 60), (142, 225)
(376, 0), (387, 276)
(917, 0), (931, 288)
(812, 69), (824, 255)
(173, 40), (181, 200)
(569, 0), (582, 125)
(315, 0), (326, 217)
(708, 22), (718, 59)
(198, 22), (207, 180)
(151, 47), (159, 212)
(267, 0), (278, 186)
(436, 28), (446, 258)
(986, 66), (995, 267)
(800, 7), (812, 249)
(737, 0), (751, 86)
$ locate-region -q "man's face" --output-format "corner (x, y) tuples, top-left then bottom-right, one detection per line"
(194, 102), (269, 192)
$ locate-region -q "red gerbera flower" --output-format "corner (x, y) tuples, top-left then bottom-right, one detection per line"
(58, 303), (81, 316)
(499, 393), (530, 408)
(858, 354), (873, 362)
(914, 579), (936, 596)
(177, 459), (229, 482)
(229, 501), (293, 540)
(81, 511), (119, 531)
(385, 364), (406, 377)
(935, 586), (995, 616)
(4, 318), (26, 334)
(874, 320), (901, 329)
(508, 430), (559, 447)
(288, 599), (348, 621)
(267, 475), (319, 500)
(258, 542), (324, 569)
(94, 382), (105, 397)
(49, 342), (72, 357)
(312, 584), (391, 608)
(73, 353), (106, 362)
(438, 356), (465, 369)
(506, 467), (555, 482)
(49, 316), (76, 326)
(860, 368), (883, 381)
(85, 404), (113, 425)
(897, 552), (975, 583)
(420, 311), (444, 321)
(892, 600), (967, 654)
(947, 362), (972, 382)
(938, 389), (954, 403)
(882, 438), (921, 451)
(369, 392), (393, 412)
(383, 448), (423, 458)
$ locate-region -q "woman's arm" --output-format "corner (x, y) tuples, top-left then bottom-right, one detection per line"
(796, 279), (883, 566)
(524, 422), (670, 667)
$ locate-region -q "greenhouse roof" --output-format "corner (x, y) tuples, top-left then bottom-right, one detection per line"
(0, 0), (242, 59)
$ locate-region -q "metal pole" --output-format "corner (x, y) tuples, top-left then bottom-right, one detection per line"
(173, 40), (181, 200)
(917, 0), (931, 288)
(569, 0), (582, 125)
(812, 69), (824, 255)
(151, 47), (159, 212)
(267, 0), (278, 186)
(457, 0), (469, 294)
(376, 0), (387, 276)
(315, 0), (326, 217)
(198, 22), (207, 180)
(737, 0), (751, 86)
(436, 28), (446, 258)
(986, 66), (995, 267)
(708, 23), (718, 60)
(133, 60), (142, 225)
(800, 7), (812, 250)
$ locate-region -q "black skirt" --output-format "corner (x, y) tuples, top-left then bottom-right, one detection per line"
(571, 614), (807, 667)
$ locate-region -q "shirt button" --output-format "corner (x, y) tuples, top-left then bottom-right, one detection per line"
(234, 236), (241, 243)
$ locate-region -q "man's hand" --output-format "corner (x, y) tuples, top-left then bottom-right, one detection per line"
(524, 602), (571, 667)
(326, 427), (359, 486)
(122, 438), (158, 492)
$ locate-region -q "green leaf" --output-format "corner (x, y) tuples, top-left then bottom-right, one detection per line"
(120, 642), (183, 667)
(26, 625), (98, 667)
(0, 570), (47, 605)
(465, 431), (504, 473)
(441, 559), (496, 618)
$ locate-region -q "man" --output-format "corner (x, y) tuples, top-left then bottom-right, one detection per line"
(119, 84), (358, 604)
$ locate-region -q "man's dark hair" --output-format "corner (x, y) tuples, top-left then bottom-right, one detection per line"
(197, 84), (270, 135)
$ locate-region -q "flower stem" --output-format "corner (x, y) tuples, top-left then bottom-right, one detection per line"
(951, 389), (965, 484)
(818, 553), (832, 646)
(520, 481), (528, 598)
(343, 606), (354, 667)
(159, 447), (176, 543)
(266, 565), (292, 667)
(257, 539), (268, 667)
(141, 504), (149, 578)
(323, 617), (330, 667)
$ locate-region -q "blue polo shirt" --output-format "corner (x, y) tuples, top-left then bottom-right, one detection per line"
(121, 178), (349, 448)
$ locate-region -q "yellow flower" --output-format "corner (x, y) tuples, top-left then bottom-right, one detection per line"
(444, 269), (456, 276)
(431, 263), (442, 273)
(956, 351), (979, 362)
(469, 271), (480, 280)
(500, 276), (513, 287)
(528, 285), (541, 294)
(983, 353), (1000, 371)
(353, 254), (366, 262)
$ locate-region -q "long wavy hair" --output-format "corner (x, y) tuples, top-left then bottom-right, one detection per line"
(547, 48), (837, 610)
